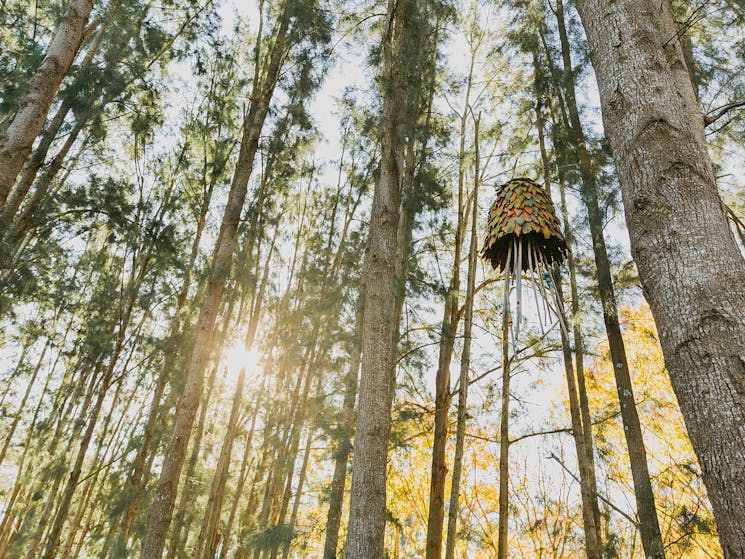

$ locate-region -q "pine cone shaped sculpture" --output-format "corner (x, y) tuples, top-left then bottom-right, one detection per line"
(482, 177), (568, 272)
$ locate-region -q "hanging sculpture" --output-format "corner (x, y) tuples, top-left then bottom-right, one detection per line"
(482, 177), (569, 339)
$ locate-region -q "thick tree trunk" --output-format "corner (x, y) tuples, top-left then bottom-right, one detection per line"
(573, 1), (745, 556)
(140, 8), (290, 558)
(553, 3), (665, 557)
(0, 21), (104, 226)
(0, 0), (95, 204)
(343, 0), (413, 556)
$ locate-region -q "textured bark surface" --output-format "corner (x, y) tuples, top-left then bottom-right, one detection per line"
(574, 1), (745, 556)
(343, 1), (412, 556)
(0, 0), (95, 204)
(139, 9), (290, 558)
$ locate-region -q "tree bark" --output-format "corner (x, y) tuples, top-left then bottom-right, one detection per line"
(573, 1), (745, 556)
(0, 0), (95, 204)
(343, 0), (413, 556)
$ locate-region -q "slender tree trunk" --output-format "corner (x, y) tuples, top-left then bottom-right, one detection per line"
(425, 36), (474, 559)
(195, 368), (245, 559)
(552, 3), (665, 557)
(115, 164), (216, 550)
(497, 297), (511, 559)
(535, 80), (602, 557)
(140, 7), (291, 557)
(0, 0), (95, 203)
(218, 386), (263, 559)
(443, 114), (480, 559)
(322, 288), (363, 559)
(280, 425), (314, 559)
(41, 294), (137, 559)
(574, 1), (745, 555)
(0, 342), (48, 466)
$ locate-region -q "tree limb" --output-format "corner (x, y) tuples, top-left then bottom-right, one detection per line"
(704, 99), (745, 126)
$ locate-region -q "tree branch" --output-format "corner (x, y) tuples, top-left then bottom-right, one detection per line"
(549, 452), (640, 528)
(704, 99), (745, 126)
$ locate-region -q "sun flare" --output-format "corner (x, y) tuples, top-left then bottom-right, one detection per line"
(223, 340), (261, 382)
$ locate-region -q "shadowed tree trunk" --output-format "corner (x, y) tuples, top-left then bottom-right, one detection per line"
(534, 60), (601, 556)
(574, 1), (745, 556)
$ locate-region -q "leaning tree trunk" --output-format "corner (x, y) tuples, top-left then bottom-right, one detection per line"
(0, 0), (95, 204)
(552, 2), (665, 557)
(534, 72), (601, 556)
(343, 0), (414, 556)
(573, 1), (745, 556)
(140, 7), (291, 558)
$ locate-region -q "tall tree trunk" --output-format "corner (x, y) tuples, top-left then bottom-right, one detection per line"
(280, 425), (315, 559)
(573, 1), (745, 555)
(218, 385), (263, 559)
(552, 2), (665, 557)
(140, 7), (291, 557)
(195, 368), (245, 559)
(497, 293), (511, 559)
(0, 0), (95, 203)
(425, 33), (473, 559)
(0, 18), (104, 225)
(343, 0), (414, 556)
(115, 159), (217, 551)
(322, 288), (363, 559)
(443, 114), (480, 559)
(41, 281), (141, 559)
(535, 76), (601, 556)
(0, 341), (48, 466)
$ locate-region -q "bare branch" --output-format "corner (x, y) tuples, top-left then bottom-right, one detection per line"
(704, 99), (745, 126)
